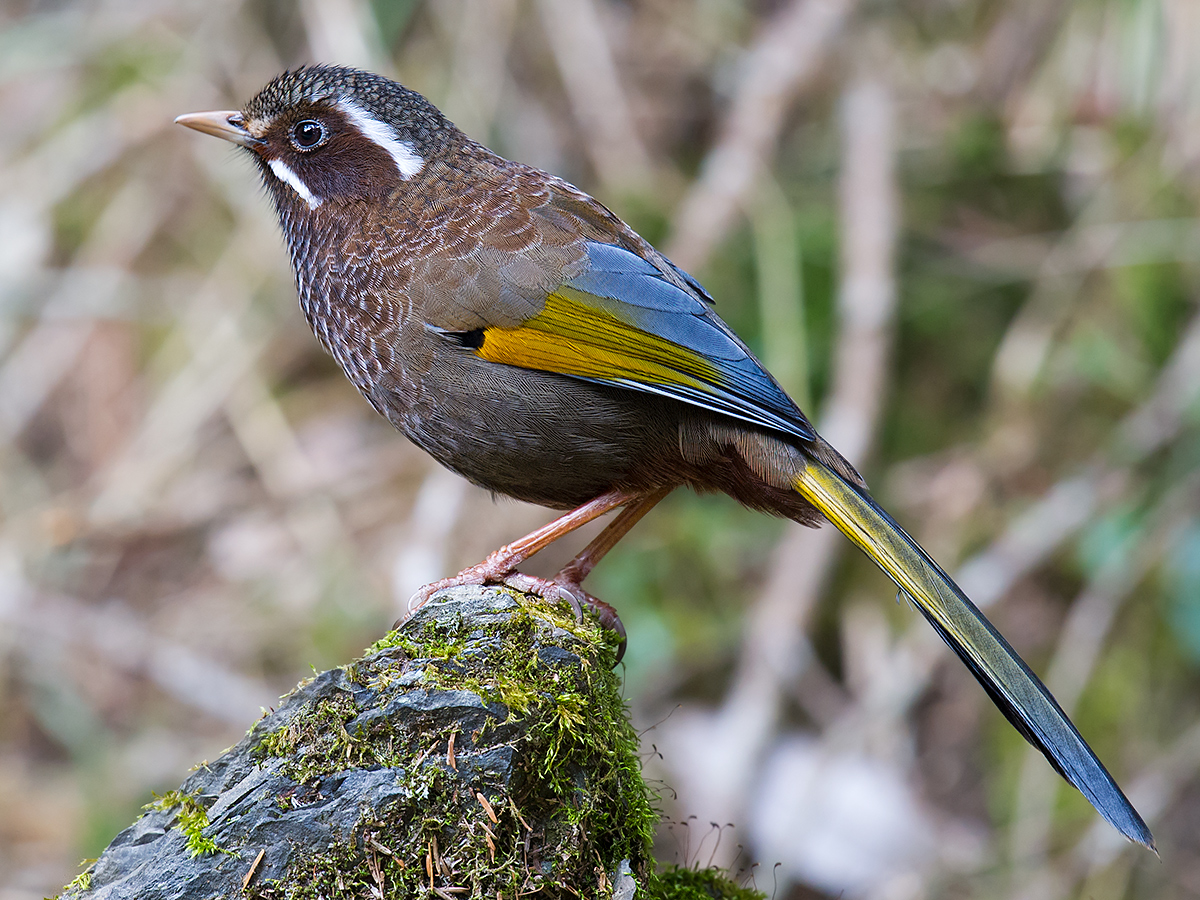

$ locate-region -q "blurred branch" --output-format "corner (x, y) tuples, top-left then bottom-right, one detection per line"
(86, 233), (269, 526)
(751, 71), (899, 686)
(535, 0), (653, 190)
(299, 0), (387, 71)
(665, 0), (857, 272)
(964, 218), (1200, 282)
(390, 465), (468, 612)
(4, 83), (167, 211)
(0, 579), (276, 726)
(1112, 297), (1200, 461)
(223, 363), (355, 583)
(0, 180), (170, 443)
(987, 186), (1178, 402)
(741, 69), (899, 750)
(959, 302), (1200, 608)
(975, 0), (1072, 108)
(750, 177), (809, 409)
(437, 0), (519, 140)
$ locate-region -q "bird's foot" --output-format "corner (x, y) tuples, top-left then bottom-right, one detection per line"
(405, 562), (626, 662)
(404, 541), (533, 612)
(499, 572), (626, 653)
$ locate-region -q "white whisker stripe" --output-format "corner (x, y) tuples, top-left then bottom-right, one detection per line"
(337, 98), (425, 180)
(269, 159), (321, 209)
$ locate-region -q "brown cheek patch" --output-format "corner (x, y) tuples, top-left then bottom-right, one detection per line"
(295, 130), (403, 200)
(269, 106), (405, 202)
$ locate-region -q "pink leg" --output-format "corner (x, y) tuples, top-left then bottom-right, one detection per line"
(405, 488), (672, 661)
(407, 488), (641, 614)
(558, 488), (671, 586)
(503, 488), (671, 655)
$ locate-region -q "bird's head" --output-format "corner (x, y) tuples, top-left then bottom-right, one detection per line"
(176, 66), (456, 212)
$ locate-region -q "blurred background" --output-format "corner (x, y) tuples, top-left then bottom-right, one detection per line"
(2, 0), (1200, 897)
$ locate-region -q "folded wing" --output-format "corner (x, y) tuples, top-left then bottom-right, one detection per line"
(476, 241), (815, 442)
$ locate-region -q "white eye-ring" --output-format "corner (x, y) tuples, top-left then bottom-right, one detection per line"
(289, 119), (328, 152)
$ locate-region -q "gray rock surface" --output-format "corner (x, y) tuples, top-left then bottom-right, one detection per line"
(63, 585), (649, 899)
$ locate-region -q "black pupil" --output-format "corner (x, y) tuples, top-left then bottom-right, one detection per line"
(294, 120), (324, 148)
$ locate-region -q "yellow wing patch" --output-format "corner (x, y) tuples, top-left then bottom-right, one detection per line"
(476, 288), (720, 391)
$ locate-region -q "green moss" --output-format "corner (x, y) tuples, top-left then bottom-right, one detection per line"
(57, 588), (754, 899)
(59, 868), (93, 896)
(255, 690), (409, 782)
(144, 789), (228, 858)
(250, 590), (654, 898)
(645, 865), (766, 899)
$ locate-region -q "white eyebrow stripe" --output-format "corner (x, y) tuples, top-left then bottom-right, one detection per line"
(337, 98), (425, 180)
(268, 158), (321, 209)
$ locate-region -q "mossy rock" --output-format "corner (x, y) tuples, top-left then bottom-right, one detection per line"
(60, 585), (760, 899)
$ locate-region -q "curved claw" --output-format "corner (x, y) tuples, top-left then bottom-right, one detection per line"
(502, 572), (628, 664)
(404, 555), (511, 618)
(571, 591), (627, 649)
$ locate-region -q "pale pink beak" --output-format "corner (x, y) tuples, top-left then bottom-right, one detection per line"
(174, 110), (259, 148)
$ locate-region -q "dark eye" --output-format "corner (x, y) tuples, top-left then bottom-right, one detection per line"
(290, 119), (327, 151)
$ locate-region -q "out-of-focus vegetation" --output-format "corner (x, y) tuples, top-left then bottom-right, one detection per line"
(1, 0), (1199, 898)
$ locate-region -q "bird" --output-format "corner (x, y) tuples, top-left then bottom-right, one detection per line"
(177, 64), (1152, 849)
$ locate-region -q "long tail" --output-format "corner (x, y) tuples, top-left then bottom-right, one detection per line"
(793, 457), (1154, 849)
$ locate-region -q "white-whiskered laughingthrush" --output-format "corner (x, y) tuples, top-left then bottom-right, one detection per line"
(177, 65), (1153, 849)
